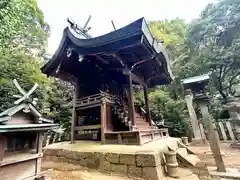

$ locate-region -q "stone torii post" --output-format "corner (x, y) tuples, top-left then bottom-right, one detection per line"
(182, 74), (226, 172)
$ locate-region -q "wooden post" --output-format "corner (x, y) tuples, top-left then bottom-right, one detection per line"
(0, 135), (5, 162)
(127, 72), (136, 127)
(143, 85), (152, 126)
(35, 132), (43, 175)
(226, 121), (235, 141)
(198, 98), (226, 172)
(218, 122), (227, 141)
(70, 88), (77, 144)
(101, 101), (107, 144)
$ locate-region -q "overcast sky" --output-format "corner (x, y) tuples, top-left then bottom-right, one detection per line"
(37, 0), (214, 54)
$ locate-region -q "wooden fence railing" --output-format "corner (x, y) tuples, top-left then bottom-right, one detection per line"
(42, 129), (68, 148)
(199, 119), (236, 141)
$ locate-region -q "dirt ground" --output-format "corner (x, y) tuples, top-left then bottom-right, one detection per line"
(189, 142), (240, 168)
(42, 142), (240, 180)
(42, 161), (134, 180)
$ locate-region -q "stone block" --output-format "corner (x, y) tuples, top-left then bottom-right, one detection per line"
(120, 153), (136, 165)
(104, 152), (120, 163)
(142, 165), (165, 180)
(111, 164), (127, 175)
(51, 156), (58, 162)
(99, 161), (111, 173)
(127, 165), (142, 178)
(58, 156), (68, 163)
(43, 156), (51, 161)
(136, 151), (161, 167)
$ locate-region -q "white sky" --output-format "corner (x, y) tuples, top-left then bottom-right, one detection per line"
(37, 0), (213, 54)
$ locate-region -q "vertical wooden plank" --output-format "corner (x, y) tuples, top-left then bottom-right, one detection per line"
(226, 121), (236, 141)
(101, 101), (107, 144)
(117, 134), (123, 144)
(35, 132), (43, 175)
(199, 123), (207, 140)
(143, 85), (152, 126)
(0, 135), (5, 162)
(218, 122), (227, 141)
(127, 72), (136, 127)
(70, 87), (77, 144)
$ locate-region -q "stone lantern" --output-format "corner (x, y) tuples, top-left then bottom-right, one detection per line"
(223, 96), (240, 148)
(182, 74), (226, 172)
(182, 74), (209, 143)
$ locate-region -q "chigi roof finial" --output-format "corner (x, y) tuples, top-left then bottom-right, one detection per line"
(67, 16), (92, 38)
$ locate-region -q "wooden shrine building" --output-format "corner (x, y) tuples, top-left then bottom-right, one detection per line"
(0, 80), (57, 180)
(42, 17), (173, 145)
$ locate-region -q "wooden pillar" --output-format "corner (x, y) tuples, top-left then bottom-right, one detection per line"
(101, 101), (107, 144)
(35, 132), (43, 175)
(143, 85), (152, 126)
(127, 72), (136, 127)
(198, 97), (226, 172)
(70, 88), (77, 144)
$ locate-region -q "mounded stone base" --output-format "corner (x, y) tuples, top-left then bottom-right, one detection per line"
(43, 138), (181, 180)
(43, 150), (165, 180)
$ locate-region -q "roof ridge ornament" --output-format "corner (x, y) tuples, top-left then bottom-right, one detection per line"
(12, 79), (38, 106)
(67, 16), (92, 37)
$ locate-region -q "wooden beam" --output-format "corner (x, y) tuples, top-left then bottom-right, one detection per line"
(70, 88), (77, 144)
(127, 72), (136, 127)
(123, 69), (146, 86)
(131, 72), (147, 86)
(75, 124), (101, 131)
(143, 85), (152, 126)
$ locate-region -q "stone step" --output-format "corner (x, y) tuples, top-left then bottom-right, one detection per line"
(177, 148), (188, 158)
(177, 152), (200, 167)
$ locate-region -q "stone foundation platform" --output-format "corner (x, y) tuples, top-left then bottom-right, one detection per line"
(43, 137), (179, 180)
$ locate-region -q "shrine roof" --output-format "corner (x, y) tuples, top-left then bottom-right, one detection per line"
(182, 74), (210, 85)
(0, 103), (54, 124)
(0, 124), (58, 133)
(41, 17), (174, 87)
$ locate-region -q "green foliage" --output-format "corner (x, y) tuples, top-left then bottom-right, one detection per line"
(149, 19), (188, 60)
(180, 0), (240, 101)
(0, 0), (71, 130)
(0, 0), (50, 55)
(148, 89), (190, 137)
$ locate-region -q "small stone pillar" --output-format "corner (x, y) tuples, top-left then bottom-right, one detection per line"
(224, 97), (240, 148)
(181, 137), (189, 146)
(195, 94), (226, 172)
(185, 90), (202, 142)
(164, 148), (179, 178)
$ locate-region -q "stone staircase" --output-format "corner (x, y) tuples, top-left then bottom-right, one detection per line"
(169, 140), (200, 167)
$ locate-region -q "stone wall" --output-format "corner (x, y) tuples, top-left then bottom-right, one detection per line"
(43, 149), (165, 180)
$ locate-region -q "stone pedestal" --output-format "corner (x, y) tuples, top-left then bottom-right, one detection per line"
(224, 97), (240, 148)
(185, 91), (203, 142)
